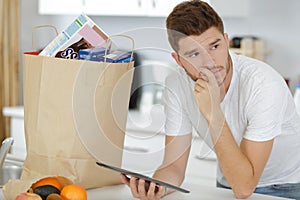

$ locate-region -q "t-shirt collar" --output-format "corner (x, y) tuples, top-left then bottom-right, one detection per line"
(221, 50), (237, 105)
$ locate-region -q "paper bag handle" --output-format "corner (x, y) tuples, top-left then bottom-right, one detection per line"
(104, 34), (135, 63)
(31, 25), (58, 51)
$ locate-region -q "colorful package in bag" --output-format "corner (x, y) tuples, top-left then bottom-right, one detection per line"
(39, 14), (109, 59)
(98, 50), (133, 63)
(78, 47), (108, 61)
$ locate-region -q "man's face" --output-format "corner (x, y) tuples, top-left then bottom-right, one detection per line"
(172, 27), (230, 86)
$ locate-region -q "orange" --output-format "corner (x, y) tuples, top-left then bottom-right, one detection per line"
(60, 184), (87, 200)
(56, 176), (74, 188)
(31, 177), (62, 191)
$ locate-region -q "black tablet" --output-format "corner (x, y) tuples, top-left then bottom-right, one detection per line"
(96, 161), (190, 193)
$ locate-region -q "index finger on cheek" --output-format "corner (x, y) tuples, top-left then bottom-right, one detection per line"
(199, 72), (208, 82)
(199, 68), (216, 82)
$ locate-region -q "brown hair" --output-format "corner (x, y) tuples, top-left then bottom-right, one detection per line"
(166, 0), (224, 52)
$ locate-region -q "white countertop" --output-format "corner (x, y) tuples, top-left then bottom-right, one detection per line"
(0, 106), (291, 200)
(0, 182), (290, 200)
(0, 106), (292, 200)
(87, 183), (290, 200)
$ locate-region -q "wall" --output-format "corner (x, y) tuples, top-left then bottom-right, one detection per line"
(20, 0), (300, 103)
(224, 0), (300, 91)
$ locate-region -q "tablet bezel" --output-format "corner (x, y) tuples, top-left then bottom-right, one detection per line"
(96, 161), (190, 193)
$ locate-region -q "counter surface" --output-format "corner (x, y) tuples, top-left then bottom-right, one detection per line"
(0, 107), (292, 200)
(0, 183), (291, 200)
(86, 182), (289, 200)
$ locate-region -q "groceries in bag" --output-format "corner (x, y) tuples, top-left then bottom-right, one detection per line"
(39, 14), (109, 59)
(78, 47), (107, 61)
(79, 47), (133, 63)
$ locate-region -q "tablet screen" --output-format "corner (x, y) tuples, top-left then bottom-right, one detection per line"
(96, 161), (190, 193)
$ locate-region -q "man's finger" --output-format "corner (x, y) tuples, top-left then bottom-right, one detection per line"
(199, 68), (218, 85)
(137, 179), (147, 198)
(146, 182), (157, 199)
(195, 78), (208, 91)
(129, 177), (139, 198)
(156, 185), (165, 197)
(199, 72), (209, 82)
(120, 173), (130, 186)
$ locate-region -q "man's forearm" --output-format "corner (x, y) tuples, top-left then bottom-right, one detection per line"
(151, 134), (191, 196)
(153, 164), (185, 196)
(208, 110), (257, 197)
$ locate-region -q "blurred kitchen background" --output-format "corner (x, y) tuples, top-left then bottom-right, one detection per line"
(19, 0), (300, 106)
(1, 0), (300, 177)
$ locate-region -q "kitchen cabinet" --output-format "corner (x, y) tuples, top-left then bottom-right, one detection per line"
(83, 0), (145, 16)
(38, 0), (83, 15)
(38, 0), (247, 18)
(145, 0), (185, 17)
(86, 0), (185, 17)
(39, 0), (176, 16)
(84, 0), (213, 17)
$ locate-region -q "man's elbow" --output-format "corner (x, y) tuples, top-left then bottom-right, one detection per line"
(233, 186), (255, 199)
(234, 190), (253, 199)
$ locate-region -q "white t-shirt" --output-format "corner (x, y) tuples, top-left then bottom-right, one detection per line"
(163, 51), (300, 187)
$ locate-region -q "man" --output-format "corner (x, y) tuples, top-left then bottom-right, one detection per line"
(121, 1), (300, 199)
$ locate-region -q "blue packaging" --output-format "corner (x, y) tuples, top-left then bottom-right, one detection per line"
(98, 50), (133, 63)
(78, 47), (108, 61)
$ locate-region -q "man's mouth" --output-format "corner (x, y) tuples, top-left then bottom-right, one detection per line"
(194, 66), (224, 82)
(208, 66), (224, 75)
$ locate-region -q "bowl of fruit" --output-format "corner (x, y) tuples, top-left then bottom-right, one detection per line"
(12, 176), (87, 200)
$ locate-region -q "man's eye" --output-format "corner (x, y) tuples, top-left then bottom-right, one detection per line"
(188, 51), (200, 58)
(211, 44), (219, 50)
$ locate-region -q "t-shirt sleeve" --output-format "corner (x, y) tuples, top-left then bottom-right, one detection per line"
(244, 81), (288, 141)
(163, 76), (192, 136)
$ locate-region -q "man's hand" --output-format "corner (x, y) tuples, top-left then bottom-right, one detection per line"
(194, 68), (222, 122)
(120, 173), (165, 200)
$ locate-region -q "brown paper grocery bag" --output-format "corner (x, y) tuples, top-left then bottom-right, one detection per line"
(20, 54), (133, 189)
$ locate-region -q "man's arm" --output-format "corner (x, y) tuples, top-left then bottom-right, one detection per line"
(194, 68), (274, 199)
(153, 134), (192, 196)
(121, 134), (192, 199)
(210, 112), (274, 198)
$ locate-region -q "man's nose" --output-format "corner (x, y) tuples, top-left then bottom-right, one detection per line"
(194, 56), (215, 70)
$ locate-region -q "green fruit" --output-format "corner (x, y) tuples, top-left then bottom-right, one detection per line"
(33, 185), (60, 200)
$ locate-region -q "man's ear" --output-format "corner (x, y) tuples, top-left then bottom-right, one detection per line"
(224, 33), (230, 47)
(171, 52), (183, 67)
